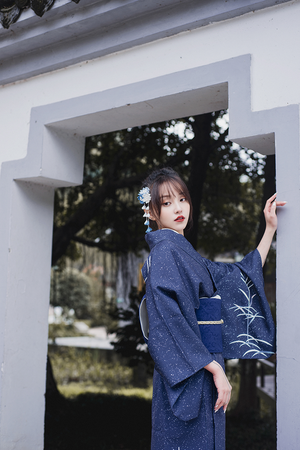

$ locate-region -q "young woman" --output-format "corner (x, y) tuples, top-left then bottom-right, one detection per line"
(138, 167), (285, 450)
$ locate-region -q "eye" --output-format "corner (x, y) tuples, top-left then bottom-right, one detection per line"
(162, 201), (171, 206)
(180, 197), (186, 202)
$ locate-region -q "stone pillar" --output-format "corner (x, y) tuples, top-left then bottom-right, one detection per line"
(275, 106), (300, 450)
(0, 120), (85, 449)
(0, 180), (55, 450)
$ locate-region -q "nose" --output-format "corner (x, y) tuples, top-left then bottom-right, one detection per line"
(174, 200), (182, 213)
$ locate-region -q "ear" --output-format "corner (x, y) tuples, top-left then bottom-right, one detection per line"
(148, 209), (157, 222)
(149, 212), (156, 222)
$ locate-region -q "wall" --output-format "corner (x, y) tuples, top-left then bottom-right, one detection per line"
(0, 1), (299, 163)
(0, 1), (299, 449)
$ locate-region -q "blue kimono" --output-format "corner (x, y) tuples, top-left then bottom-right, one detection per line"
(141, 229), (275, 450)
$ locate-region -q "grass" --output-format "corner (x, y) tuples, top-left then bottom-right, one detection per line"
(226, 411), (276, 450)
(46, 346), (152, 449)
(45, 347), (276, 450)
(45, 390), (276, 450)
(45, 391), (152, 450)
(59, 382), (153, 400)
(48, 323), (84, 340)
(49, 346), (135, 388)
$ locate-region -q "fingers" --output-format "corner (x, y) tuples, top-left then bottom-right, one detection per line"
(275, 201), (287, 207)
(266, 193), (287, 208)
(214, 384), (232, 413)
(214, 395), (231, 413)
(268, 193), (277, 203)
(264, 195), (276, 215)
(264, 195), (286, 232)
(210, 362), (232, 413)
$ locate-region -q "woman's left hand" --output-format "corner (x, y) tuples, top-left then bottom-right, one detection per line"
(263, 193), (287, 232)
(257, 193), (286, 266)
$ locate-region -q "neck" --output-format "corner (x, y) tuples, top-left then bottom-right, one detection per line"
(161, 228), (181, 235)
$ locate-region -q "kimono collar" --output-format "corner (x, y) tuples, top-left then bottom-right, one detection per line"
(145, 229), (195, 254)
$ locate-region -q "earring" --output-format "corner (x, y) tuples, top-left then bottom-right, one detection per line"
(137, 187), (152, 233)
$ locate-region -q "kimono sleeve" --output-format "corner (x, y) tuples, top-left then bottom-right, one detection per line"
(145, 242), (213, 420)
(204, 249), (275, 360)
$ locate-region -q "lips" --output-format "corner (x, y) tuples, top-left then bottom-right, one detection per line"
(175, 215), (185, 222)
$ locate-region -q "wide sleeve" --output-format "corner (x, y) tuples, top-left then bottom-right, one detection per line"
(204, 249), (275, 360)
(145, 242), (213, 421)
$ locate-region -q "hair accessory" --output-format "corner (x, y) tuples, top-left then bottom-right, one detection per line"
(137, 187), (152, 233)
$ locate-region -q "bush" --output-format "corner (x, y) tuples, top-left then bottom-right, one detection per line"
(48, 323), (83, 340)
(45, 391), (152, 450)
(49, 346), (134, 390)
(226, 411), (276, 450)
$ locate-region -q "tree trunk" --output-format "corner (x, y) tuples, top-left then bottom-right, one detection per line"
(186, 113), (214, 249)
(52, 174), (143, 265)
(45, 355), (64, 413)
(233, 154), (276, 415)
(233, 359), (258, 414)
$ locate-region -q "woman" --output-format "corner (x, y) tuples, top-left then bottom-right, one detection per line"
(138, 167), (285, 450)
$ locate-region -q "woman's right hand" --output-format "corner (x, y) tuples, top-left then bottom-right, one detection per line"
(204, 360), (232, 412)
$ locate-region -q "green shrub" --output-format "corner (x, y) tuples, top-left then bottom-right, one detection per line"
(49, 346), (134, 389)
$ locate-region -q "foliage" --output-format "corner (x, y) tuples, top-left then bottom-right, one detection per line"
(45, 391), (152, 450)
(48, 323), (83, 340)
(199, 178), (263, 258)
(48, 346), (134, 389)
(226, 412), (276, 450)
(59, 383), (153, 400)
(52, 121), (190, 262)
(48, 111), (269, 411)
(46, 337), (275, 449)
(108, 286), (153, 371)
(50, 267), (93, 319)
(44, 389), (275, 450)
(50, 262), (116, 327)
(46, 346), (153, 449)
(52, 112), (265, 265)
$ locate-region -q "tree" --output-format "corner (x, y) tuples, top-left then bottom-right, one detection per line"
(47, 111), (266, 401)
(52, 112), (264, 265)
(232, 154), (275, 416)
(184, 113), (264, 255)
(52, 123), (190, 264)
(50, 267), (93, 320)
(109, 286), (152, 366)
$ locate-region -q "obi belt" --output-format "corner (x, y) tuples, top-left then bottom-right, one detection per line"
(196, 294), (223, 353)
(139, 294), (223, 353)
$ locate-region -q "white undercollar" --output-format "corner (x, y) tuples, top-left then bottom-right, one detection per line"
(161, 228), (180, 235)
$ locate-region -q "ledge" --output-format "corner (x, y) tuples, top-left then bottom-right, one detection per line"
(0, 0), (292, 86)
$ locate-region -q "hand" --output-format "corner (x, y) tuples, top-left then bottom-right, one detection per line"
(212, 365), (232, 413)
(257, 193), (286, 266)
(264, 193), (287, 232)
(205, 361), (232, 412)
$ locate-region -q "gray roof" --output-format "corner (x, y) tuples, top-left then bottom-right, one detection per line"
(0, 0), (292, 85)
(0, 0), (79, 29)
(0, 0), (292, 29)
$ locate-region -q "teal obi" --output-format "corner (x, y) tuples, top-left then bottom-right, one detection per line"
(196, 294), (223, 353)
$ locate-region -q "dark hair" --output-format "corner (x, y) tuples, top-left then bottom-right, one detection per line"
(142, 167), (193, 231)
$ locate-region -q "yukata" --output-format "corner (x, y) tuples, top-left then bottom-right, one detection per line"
(141, 229), (275, 450)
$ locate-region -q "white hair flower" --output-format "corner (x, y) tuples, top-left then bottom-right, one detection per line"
(137, 187), (151, 205)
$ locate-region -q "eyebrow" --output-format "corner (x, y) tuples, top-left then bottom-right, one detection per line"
(160, 191), (184, 199)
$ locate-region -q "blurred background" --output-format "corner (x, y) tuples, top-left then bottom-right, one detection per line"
(45, 111), (276, 450)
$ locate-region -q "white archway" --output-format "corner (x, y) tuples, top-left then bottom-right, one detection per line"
(0, 55), (297, 449)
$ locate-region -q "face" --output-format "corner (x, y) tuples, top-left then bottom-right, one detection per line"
(152, 183), (190, 235)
